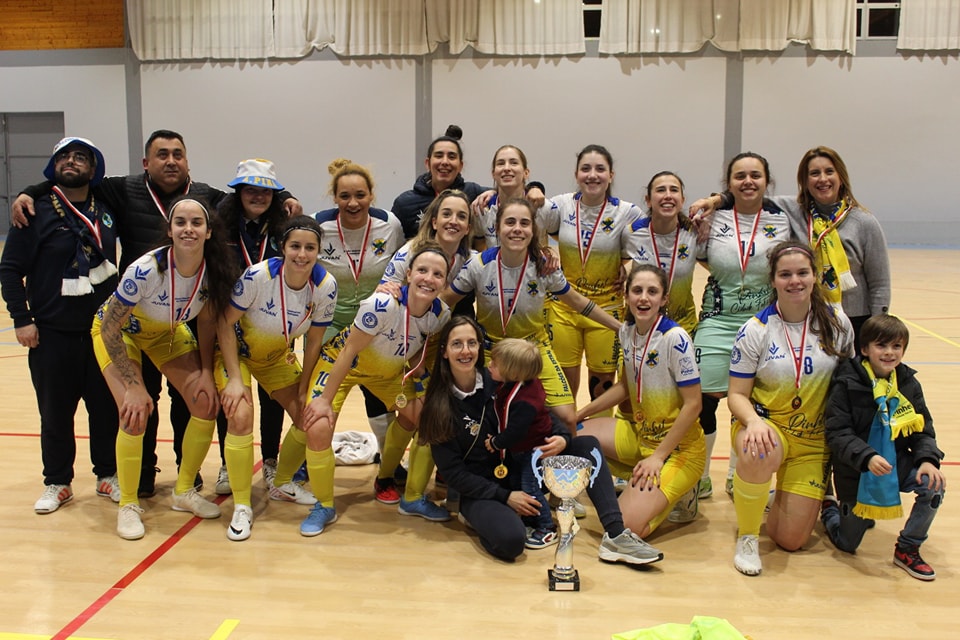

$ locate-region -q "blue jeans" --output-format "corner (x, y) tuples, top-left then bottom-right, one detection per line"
(517, 450), (554, 531)
(823, 467), (945, 552)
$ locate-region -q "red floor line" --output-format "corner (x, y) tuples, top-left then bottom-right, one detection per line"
(51, 461), (261, 640)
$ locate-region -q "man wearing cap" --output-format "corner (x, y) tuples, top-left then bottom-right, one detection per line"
(12, 130), (303, 497)
(1, 137), (121, 513)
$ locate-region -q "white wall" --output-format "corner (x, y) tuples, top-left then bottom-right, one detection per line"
(742, 52), (960, 245)
(432, 53), (728, 210)
(140, 58), (418, 214)
(0, 61), (130, 188)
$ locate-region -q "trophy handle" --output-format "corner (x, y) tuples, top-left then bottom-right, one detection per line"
(588, 448), (603, 488)
(531, 448), (544, 487)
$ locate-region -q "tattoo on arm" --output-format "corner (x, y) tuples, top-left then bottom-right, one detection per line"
(102, 300), (144, 388)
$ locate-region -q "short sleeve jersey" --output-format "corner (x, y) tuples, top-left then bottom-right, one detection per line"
(314, 207), (404, 329)
(450, 247), (569, 343)
(112, 249), (207, 338)
(620, 316), (701, 446)
(542, 193), (641, 308)
(623, 216), (701, 332)
(697, 206), (791, 322)
(478, 194), (557, 248)
(229, 257), (337, 362)
(330, 287), (451, 379)
(729, 304), (853, 440)
(380, 239), (472, 287)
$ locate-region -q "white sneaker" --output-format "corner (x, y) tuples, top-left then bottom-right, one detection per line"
(227, 505), (253, 541)
(734, 534), (762, 576)
(572, 497), (587, 519)
(269, 481), (318, 505)
(96, 475), (121, 503)
(171, 488), (221, 519)
(117, 504), (145, 540)
(35, 484), (73, 514)
(262, 458), (278, 487)
(215, 465), (232, 495)
(667, 486), (699, 523)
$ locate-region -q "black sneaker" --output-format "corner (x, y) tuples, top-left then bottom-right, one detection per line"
(893, 544), (936, 581)
(138, 466), (160, 498)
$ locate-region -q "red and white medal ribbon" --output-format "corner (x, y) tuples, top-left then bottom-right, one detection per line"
(648, 225), (680, 292)
(239, 230), (268, 268)
(732, 208), (762, 280)
(167, 247), (205, 332)
(777, 303), (810, 393)
(146, 178), (191, 221)
(401, 299), (430, 386)
(52, 186), (102, 250)
(495, 250), (529, 334)
(278, 262), (314, 346)
(632, 315), (661, 408)
(337, 215), (372, 284)
(575, 196), (608, 266)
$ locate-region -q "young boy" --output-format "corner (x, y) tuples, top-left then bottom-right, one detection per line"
(485, 338), (558, 549)
(823, 314), (946, 580)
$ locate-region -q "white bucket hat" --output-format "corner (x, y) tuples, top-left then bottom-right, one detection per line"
(227, 158), (284, 190)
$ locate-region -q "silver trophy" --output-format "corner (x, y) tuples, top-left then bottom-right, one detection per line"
(531, 448), (602, 591)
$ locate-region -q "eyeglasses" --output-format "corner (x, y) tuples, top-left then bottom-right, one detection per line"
(54, 150), (92, 165)
(448, 339), (479, 352)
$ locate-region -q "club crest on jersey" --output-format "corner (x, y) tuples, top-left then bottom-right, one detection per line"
(678, 244), (690, 260)
(122, 279), (138, 296)
(763, 225), (778, 238)
(361, 312), (378, 329)
(730, 346), (742, 365)
(372, 238), (388, 256)
(645, 350), (659, 368)
(233, 280), (244, 296)
(526, 281), (539, 296)
(601, 217), (615, 233)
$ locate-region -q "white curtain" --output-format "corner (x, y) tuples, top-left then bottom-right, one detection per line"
(128, 0), (274, 61)
(273, 0), (336, 58)
(470, 0), (584, 55)
(599, 0), (855, 54)
(426, 0), (480, 53)
(898, 0), (960, 50)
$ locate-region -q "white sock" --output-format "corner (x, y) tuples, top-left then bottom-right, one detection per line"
(368, 413), (392, 453)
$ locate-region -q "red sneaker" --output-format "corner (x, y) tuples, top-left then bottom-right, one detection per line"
(374, 478), (401, 505)
(894, 545), (936, 581)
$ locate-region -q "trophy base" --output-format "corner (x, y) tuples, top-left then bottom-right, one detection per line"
(548, 568), (580, 591)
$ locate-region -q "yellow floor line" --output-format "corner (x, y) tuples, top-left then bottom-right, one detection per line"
(902, 317), (960, 350)
(209, 620), (240, 640)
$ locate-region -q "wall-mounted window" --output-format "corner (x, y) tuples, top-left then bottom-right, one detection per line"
(584, 0), (602, 39)
(857, 0), (900, 38)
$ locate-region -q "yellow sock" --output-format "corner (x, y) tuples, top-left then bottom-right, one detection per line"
(306, 446), (336, 507)
(274, 427), (307, 486)
(378, 419), (413, 481)
(403, 439), (435, 502)
(733, 471), (770, 537)
(116, 430), (144, 506)
(175, 417), (215, 494)
(225, 433), (255, 507)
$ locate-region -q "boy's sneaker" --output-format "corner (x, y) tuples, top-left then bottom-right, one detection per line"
(215, 466), (232, 495)
(35, 484), (73, 514)
(96, 475), (121, 503)
(262, 458), (278, 487)
(613, 476), (630, 494)
(599, 528), (663, 565)
(374, 478), (401, 505)
(269, 482), (318, 505)
(894, 544), (936, 581)
(138, 466), (160, 498)
(227, 505), (253, 541)
(292, 462), (309, 486)
(697, 477), (713, 499)
(300, 504), (337, 537)
(117, 504), (145, 540)
(171, 488), (221, 519)
(734, 534), (762, 576)
(398, 496), (451, 522)
(525, 528), (559, 549)
(667, 486), (699, 523)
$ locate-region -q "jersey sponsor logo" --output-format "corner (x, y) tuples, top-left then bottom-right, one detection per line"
(717, 223), (733, 237)
(265, 298), (276, 311)
(157, 291), (168, 303)
(673, 335), (690, 354)
(680, 356), (696, 377)
(122, 279), (138, 296)
(323, 243), (338, 258)
(361, 311), (378, 329)
(133, 265), (151, 281)
(484, 281), (497, 294)
(765, 344), (786, 361)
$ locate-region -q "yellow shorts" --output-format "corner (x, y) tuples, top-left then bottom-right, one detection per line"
(732, 421), (830, 500)
(309, 359), (421, 414)
(483, 339), (573, 408)
(91, 315), (197, 371)
(613, 412), (706, 506)
(214, 352), (301, 396)
(546, 301), (621, 373)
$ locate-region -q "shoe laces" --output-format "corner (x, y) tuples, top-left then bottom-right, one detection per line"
(740, 535), (759, 555)
(120, 504), (144, 516)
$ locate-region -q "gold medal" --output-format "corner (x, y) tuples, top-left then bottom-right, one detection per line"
(634, 410), (645, 423)
(285, 351), (297, 365)
(791, 395), (802, 410)
(395, 393), (408, 409)
(494, 464), (508, 479)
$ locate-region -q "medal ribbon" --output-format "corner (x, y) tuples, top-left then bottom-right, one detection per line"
(496, 250), (529, 334)
(167, 247), (205, 333)
(336, 215), (373, 284)
(732, 208), (762, 280)
(146, 177), (191, 221)
(278, 262), (314, 346)
(494, 382), (522, 467)
(575, 196), (608, 266)
(239, 226), (268, 268)
(401, 299), (430, 386)
(777, 303), (810, 392)
(648, 225), (680, 292)
(632, 315), (661, 408)
(51, 186), (102, 250)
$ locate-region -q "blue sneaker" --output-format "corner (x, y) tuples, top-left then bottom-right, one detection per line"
(300, 504), (337, 537)
(292, 462), (309, 486)
(398, 497), (451, 522)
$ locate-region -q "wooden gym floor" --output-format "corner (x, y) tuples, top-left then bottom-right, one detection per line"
(0, 248), (957, 640)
